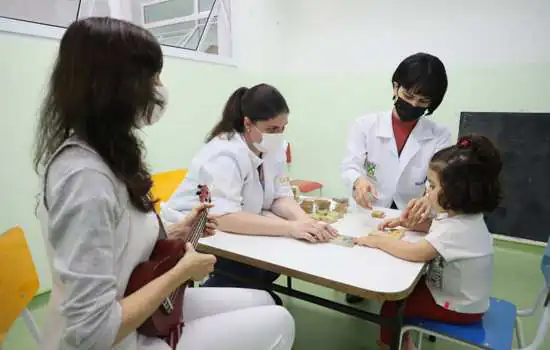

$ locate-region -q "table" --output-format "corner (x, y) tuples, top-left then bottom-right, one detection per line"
(198, 207), (426, 349)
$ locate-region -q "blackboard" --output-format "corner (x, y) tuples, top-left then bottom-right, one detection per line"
(459, 112), (550, 242)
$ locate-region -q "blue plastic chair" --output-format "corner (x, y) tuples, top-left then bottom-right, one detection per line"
(399, 236), (550, 350)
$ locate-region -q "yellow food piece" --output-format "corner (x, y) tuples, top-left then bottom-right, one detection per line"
(309, 210), (341, 224)
(371, 210), (386, 218)
(369, 229), (405, 239)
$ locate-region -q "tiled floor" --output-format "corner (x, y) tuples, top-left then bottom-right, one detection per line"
(4, 241), (549, 350)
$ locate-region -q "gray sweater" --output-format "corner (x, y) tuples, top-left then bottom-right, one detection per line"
(38, 139), (168, 350)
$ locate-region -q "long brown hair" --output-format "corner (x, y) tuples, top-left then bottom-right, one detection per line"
(34, 17), (164, 212)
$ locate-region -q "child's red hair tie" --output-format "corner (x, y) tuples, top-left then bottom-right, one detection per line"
(458, 138), (471, 148)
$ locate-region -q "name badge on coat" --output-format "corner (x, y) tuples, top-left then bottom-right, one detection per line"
(363, 152), (377, 180)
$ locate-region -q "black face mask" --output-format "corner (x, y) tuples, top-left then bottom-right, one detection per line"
(394, 97), (426, 122)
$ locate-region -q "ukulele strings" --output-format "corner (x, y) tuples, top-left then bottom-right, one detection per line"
(190, 210), (208, 246)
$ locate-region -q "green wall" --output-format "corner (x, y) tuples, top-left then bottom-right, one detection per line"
(0, 32), (254, 293)
(1, 29), (549, 293)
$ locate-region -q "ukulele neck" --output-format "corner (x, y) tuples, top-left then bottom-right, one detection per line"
(189, 209), (208, 246)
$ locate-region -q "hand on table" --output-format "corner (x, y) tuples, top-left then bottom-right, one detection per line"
(377, 217), (405, 231)
(169, 203), (218, 240)
(352, 177), (378, 209)
(289, 219), (339, 243)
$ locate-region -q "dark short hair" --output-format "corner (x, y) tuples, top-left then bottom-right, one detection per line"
(392, 52), (448, 114)
(207, 84), (289, 142)
(430, 135), (502, 214)
(34, 17), (163, 212)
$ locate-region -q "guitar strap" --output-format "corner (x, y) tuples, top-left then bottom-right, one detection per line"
(155, 212), (168, 240)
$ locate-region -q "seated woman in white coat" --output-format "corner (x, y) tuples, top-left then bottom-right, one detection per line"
(340, 52), (452, 303)
(36, 17), (294, 350)
(162, 83), (337, 301)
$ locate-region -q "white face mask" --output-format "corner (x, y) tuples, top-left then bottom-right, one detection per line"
(253, 126), (284, 153)
(139, 85), (168, 127)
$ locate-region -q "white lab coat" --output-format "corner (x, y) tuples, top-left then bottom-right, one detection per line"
(161, 132), (292, 224)
(340, 111), (453, 210)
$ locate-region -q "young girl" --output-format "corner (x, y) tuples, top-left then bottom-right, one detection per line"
(354, 135), (502, 349)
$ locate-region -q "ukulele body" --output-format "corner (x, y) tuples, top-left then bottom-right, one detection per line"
(125, 239), (187, 337)
(125, 184), (211, 341)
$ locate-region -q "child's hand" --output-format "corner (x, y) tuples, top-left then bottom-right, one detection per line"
(353, 235), (381, 248)
(377, 217), (403, 231)
(401, 197), (431, 226)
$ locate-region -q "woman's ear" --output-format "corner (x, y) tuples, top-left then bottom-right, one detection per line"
(243, 116), (252, 132)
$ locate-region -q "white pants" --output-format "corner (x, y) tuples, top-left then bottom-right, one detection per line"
(177, 287), (294, 350)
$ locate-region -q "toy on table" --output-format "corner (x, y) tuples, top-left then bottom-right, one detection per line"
(369, 228), (405, 239)
(314, 198), (331, 211)
(310, 210), (343, 224)
(333, 197), (349, 214)
(300, 199), (315, 214)
(331, 234), (354, 248)
(371, 210), (386, 219)
(299, 197), (348, 224)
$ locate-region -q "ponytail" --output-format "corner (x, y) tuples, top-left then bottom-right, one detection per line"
(206, 83), (289, 143)
(206, 87), (248, 142)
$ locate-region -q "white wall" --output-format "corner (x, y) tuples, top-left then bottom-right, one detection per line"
(270, 0), (550, 74)
(230, 0), (284, 72)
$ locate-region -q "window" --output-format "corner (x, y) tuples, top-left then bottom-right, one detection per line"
(0, 0), (233, 65)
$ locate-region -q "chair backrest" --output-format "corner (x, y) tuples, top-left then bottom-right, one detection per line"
(151, 169), (188, 212)
(542, 235), (550, 287)
(0, 227), (39, 340)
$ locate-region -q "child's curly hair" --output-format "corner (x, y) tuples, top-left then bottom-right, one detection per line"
(430, 134), (503, 214)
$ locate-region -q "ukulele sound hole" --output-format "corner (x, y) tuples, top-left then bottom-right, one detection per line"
(161, 298), (174, 315)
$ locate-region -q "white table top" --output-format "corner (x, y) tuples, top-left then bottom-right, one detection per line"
(198, 207), (426, 300)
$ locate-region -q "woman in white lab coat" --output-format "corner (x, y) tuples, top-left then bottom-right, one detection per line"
(162, 84), (337, 301)
(340, 52), (453, 303)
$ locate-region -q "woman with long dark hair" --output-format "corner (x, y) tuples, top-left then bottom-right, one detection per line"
(35, 17), (294, 350)
(161, 84), (338, 297)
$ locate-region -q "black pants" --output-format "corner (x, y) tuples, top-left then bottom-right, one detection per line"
(202, 257), (280, 288)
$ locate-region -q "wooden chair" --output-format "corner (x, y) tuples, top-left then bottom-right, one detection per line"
(151, 169), (188, 212)
(0, 227), (41, 346)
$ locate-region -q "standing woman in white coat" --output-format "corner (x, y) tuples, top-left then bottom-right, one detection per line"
(340, 52), (452, 303)
(162, 84), (337, 301)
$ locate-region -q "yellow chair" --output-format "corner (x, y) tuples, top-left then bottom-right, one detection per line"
(0, 226), (41, 346)
(151, 169), (188, 212)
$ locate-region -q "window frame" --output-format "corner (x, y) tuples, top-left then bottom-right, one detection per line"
(0, 0), (234, 67)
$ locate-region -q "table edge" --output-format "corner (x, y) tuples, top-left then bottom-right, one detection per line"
(198, 243), (426, 301)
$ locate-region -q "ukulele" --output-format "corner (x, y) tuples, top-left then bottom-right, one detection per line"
(125, 185), (211, 342)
